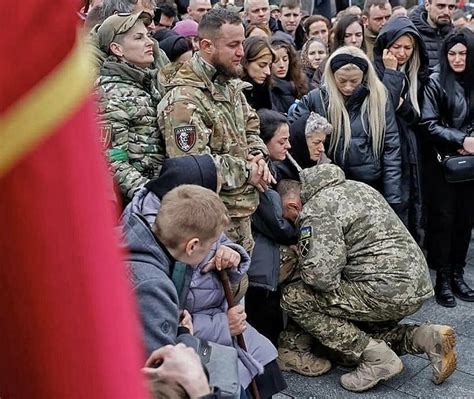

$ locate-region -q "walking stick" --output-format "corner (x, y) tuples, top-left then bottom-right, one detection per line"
(218, 270), (260, 399)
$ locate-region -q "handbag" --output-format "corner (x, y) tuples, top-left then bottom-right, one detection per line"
(177, 334), (241, 399)
(437, 152), (474, 183)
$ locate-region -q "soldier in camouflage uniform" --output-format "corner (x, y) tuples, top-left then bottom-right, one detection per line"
(157, 8), (274, 253)
(96, 12), (165, 202)
(280, 164), (457, 392)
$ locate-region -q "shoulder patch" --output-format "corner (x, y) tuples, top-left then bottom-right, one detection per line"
(174, 125), (197, 152)
(300, 226), (313, 240)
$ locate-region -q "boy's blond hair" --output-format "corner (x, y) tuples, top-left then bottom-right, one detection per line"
(153, 185), (230, 250)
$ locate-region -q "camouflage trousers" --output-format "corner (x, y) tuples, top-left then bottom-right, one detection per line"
(281, 280), (423, 363)
(226, 216), (254, 254)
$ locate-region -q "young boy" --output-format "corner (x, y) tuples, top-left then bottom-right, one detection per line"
(123, 184), (240, 354)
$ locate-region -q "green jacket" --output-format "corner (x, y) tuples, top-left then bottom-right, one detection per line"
(157, 53), (268, 218)
(297, 164), (433, 305)
(97, 58), (165, 200)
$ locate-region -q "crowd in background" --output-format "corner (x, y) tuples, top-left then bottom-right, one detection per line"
(78, 0), (474, 396)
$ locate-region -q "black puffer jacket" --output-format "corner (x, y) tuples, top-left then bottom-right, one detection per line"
(373, 16), (429, 238)
(289, 85), (402, 205)
(420, 72), (470, 157)
(271, 77), (297, 114)
(410, 5), (453, 69)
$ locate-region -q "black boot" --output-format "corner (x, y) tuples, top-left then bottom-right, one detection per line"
(452, 270), (474, 302)
(435, 272), (456, 307)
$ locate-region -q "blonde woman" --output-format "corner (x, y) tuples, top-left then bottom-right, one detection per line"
(374, 16), (430, 243)
(288, 46), (402, 209)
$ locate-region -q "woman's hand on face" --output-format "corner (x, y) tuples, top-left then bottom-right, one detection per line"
(383, 49), (398, 70)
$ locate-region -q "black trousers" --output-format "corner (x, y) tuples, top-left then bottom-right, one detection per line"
(423, 155), (474, 272)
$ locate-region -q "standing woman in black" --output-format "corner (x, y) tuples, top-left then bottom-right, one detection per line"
(420, 28), (474, 307)
(373, 16), (430, 243)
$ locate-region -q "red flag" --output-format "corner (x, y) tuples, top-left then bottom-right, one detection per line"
(0, 2), (149, 398)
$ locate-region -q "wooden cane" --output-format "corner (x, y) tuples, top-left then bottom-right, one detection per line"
(218, 270), (260, 399)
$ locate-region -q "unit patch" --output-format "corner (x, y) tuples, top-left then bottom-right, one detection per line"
(299, 226), (312, 258)
(174, 125), (197, 152)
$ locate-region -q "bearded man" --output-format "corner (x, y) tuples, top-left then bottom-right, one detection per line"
(157, 8), (273, 254)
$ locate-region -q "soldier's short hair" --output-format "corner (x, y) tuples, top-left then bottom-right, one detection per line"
(363, 0), (390, 15)
(277, 179), (302, 200)
(198, 8), (243, 39)
(153, 185), (230, 250)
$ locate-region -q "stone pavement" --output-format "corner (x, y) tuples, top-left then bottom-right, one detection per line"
(275, 237), (474, 398)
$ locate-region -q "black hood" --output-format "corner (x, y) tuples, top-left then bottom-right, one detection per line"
(373, 16), (429, 82)
(145, 154), (217, 199)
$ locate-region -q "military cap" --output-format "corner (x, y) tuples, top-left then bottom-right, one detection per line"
(98, 11), (152, 54)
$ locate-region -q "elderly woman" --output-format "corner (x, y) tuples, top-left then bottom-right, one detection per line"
(96, 12), (164, 203)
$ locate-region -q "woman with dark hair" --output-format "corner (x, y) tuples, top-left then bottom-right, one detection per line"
(420, 28), (474, 307)
(270, 38), (309, 114)
(373, 16), (430, 243)
(242, 36), (275, 111)
(331, 14), (366, 53)
(246, 109), (332, 377)
(312, 14), (366, 86)
(303, 15), (331, 47)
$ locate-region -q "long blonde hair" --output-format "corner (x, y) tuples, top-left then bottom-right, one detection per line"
(323, 46), (387, 160)
(403, 34), (421, 116)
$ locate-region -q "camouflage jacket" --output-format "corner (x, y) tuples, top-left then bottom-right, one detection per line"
(97, 58), (165, 200)
(297, 164), (433, 304)
(157, 53), (268, 218)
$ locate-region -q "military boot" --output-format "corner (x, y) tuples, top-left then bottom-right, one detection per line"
(277, 329), (331, 377)
(412, 323), (457, 384)
(340, 339), (403, 392)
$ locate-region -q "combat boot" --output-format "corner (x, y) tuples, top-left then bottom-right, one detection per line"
(277, 329), (331, 377)
(412, 323), (457, 384)
(340, 339), (403, 392)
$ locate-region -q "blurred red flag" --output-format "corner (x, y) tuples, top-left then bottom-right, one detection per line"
(0, 2), (149, 398)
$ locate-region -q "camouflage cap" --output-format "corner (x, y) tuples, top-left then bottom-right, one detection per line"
(212, 1), (244, 13)
(98, 11), (152, 54)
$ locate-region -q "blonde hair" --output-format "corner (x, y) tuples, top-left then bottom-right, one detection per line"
(153, 185), (230, 250)
(401, 34), (420, 116)
(323, 46), (387, 160)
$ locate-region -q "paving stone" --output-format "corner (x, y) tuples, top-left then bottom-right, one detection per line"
(281, 369), (417, 398)
(452, 334), (474, 376)
(382, 354), (431, 390)
(397, 369), (474, 398)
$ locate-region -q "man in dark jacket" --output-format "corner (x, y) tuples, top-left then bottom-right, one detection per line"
(409, 0), (454, 68)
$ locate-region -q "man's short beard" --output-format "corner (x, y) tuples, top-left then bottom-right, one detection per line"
(212, 55), (243, 80)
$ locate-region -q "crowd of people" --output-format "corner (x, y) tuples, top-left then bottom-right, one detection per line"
(79, 0), (474, 396)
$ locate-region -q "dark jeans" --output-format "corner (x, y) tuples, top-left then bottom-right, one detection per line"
(424, 155), (474, 272)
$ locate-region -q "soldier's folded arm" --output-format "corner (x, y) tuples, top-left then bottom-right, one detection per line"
(103, 99), (149, 199)
(299, 212), (346, 292)
(161, 100), (249, 190)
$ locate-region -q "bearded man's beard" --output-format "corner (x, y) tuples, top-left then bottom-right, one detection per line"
(211, 53), (243, 80)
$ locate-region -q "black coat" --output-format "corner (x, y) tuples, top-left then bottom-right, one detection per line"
(242, 76), (273, 111)
(420, 72), (470, 157)
(373, 16), (429, 238)
(250, 164), (298, 290)
(410, 5), (453, 69)
(289, 85), (402, 205)
(271, 77), (297, 114)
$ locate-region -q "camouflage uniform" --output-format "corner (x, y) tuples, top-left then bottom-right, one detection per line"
(281, 164), (434, 362)
(96, 57), (165, 200)
(157, 53), (268, 252)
